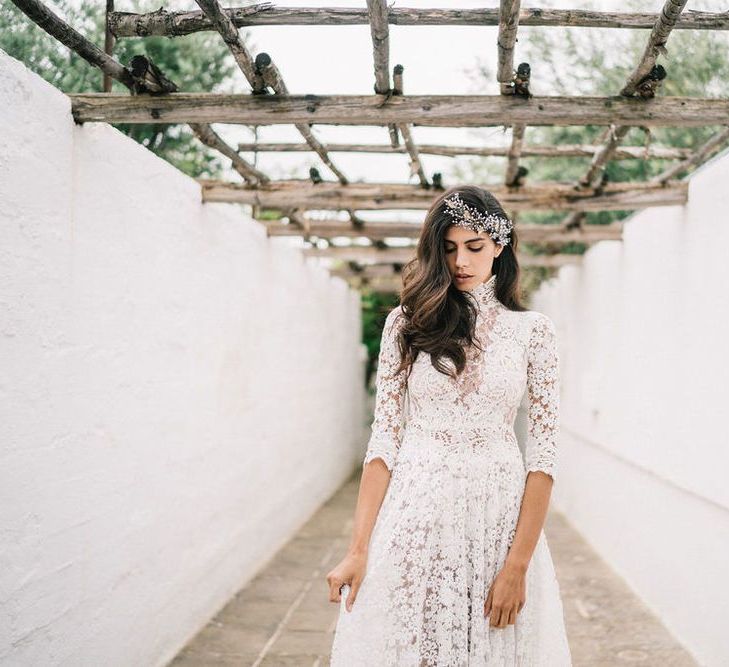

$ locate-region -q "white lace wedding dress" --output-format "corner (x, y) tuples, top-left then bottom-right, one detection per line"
(330, 275), (572, 666)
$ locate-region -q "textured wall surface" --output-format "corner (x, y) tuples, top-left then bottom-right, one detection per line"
(0, 50), (367, 666)
(532, 147), (729, 667)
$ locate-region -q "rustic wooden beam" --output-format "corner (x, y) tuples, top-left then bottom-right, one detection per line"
(264, 219), (624, 243)
(307, 245), (583, 267)
(367, 0), (390, 95)
(366, 1), (400, 148)
(189, 123), (269, 183)
(331, 265), (409, 294)
(194, 0), (260, 88)
(331, 264), (399, 279)
(650, 125), (729, 184)
(560, 211), (586, 230)
(497, 0), (521, 95)
(68, 93), (729, 127)
(198, 179), (688, 211)
(306, 245), (420, 263)
(127, 55), (178, 94)
(109, 7), (729, 38)
(391, 65), (428, 187)
(579, 124), (631, 188)
(621, 0), (689, 97)
(342, 273), (408, 294)
(11, 0), (135, 89)
(505, 123), (527, 186)
(497, 1), (529, 187)
(398, 124), (429, 187)
(103, 0), (115, 92)
(236, 141), (692, 160)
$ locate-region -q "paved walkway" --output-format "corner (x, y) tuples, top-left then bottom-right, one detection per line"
(169, 471), (696, 667)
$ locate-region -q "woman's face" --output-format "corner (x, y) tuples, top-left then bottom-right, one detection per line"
(443, 224), (503, 291)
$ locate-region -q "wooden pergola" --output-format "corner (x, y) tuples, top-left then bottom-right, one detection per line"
(10, 0), (729, 293)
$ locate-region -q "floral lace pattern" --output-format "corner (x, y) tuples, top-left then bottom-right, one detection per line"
(331, 275), (571, 666)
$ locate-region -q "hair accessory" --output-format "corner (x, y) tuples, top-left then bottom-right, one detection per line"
(443, 192), (513, 246)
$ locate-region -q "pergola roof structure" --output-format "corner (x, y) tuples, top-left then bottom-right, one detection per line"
(10, 0), (729, 293)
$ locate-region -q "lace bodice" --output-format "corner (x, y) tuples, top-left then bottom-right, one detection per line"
(363, 274), (561, 480)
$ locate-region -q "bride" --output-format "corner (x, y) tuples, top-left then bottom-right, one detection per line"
(326, 185), (572, 665)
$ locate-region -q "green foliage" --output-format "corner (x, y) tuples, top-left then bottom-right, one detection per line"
(361, 290), (400, 388)
(0, 0), (243, 177)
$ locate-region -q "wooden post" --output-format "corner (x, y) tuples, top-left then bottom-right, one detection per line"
(621, 0), (690, 97)
(103, 0), (114, 92)
(392, 65), (428, 187)
(497, 0), (521, 95)
(366, 0), (400, 147)
(505, 124), (527, 187)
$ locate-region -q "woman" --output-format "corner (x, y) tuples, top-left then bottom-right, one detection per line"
(326, 185), (572, 666)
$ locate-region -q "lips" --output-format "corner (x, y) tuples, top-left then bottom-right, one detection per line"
(455, 274), (472, 279)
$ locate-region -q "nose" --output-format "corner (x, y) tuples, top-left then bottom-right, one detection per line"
(455, 249), (469, 268)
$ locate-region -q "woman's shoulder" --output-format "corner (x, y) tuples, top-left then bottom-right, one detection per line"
(385, 304), (404, 322)
(509, 308), (556, 337)
(382, 304), (406, 333)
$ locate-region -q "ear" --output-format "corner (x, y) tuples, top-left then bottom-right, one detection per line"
(494, 245), (504, 258)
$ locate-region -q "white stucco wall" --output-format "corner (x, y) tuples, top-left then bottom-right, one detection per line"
(532, 147), (729, 666)
(0, 50), (367, 666)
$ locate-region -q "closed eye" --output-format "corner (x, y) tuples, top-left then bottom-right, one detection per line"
(445, 246), (485, 253)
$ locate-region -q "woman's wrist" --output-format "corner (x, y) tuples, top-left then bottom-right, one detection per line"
(504, 554), (529, 574)
(347, 543), (369, 557)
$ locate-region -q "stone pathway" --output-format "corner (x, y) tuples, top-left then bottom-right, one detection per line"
(169, 471), (697, 666)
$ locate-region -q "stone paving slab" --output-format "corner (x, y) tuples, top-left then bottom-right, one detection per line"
(169, 471), (697, 667)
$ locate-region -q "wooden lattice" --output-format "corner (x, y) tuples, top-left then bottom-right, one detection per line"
(9, 0), (729, 292)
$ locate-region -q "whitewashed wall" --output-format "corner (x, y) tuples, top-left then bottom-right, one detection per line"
(532, 147), (729, 667)
(0, 51), (366, 667)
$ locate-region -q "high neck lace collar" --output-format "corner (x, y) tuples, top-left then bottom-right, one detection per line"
(468, 274), (498, 307)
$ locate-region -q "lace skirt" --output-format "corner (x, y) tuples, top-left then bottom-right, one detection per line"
(330, 427), (572, 666)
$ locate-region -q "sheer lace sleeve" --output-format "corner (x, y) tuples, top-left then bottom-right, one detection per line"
(362, 306), (407, 471)
(525, 313), (560, 481)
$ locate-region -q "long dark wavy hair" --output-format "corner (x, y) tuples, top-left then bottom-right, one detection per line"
(389, 185), (526, 381)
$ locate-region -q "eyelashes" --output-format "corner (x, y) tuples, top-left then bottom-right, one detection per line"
(445, 247), (484, 253)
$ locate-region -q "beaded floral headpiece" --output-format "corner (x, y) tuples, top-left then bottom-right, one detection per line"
(443, 192), (513, 246)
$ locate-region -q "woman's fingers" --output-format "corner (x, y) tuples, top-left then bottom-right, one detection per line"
(326, 572), (345, 603)
(345, 578), (361, 611)
(490, 605), (519, 628)
(484, 587), (493, 617)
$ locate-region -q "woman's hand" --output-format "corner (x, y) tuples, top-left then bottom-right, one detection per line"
(484, 561), (527, 628)
(326, 550), (368, 612)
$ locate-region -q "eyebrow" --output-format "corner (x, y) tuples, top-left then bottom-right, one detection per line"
(444, 237), (485, 244)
